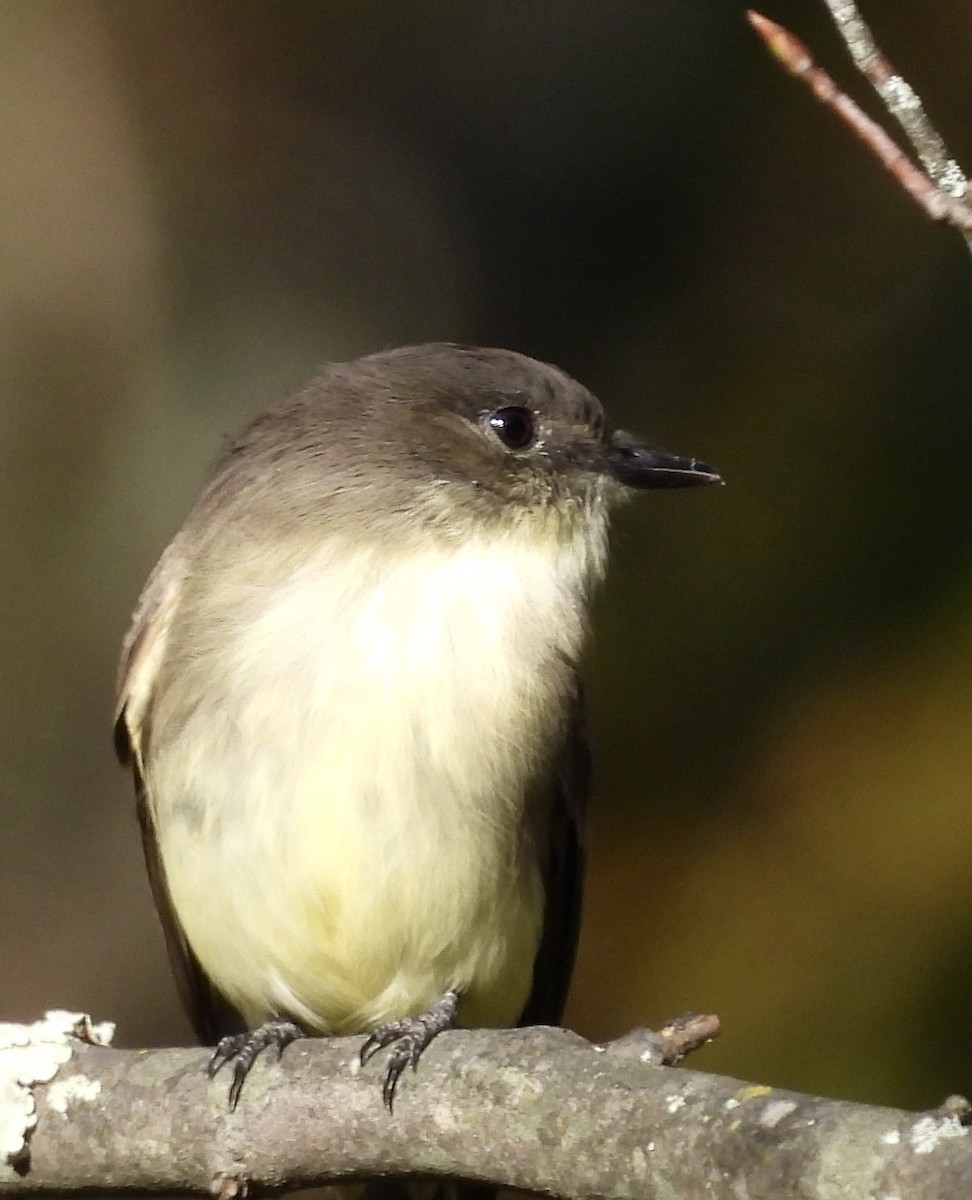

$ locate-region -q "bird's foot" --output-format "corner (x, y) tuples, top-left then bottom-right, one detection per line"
(360, 989), (460, 1110)
(208, 1018), (303, 1109)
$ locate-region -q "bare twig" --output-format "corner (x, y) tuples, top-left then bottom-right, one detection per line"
(819, 0), (966, 196)
(601, 1011), (722, 1066)
(748, 6), (972, 250)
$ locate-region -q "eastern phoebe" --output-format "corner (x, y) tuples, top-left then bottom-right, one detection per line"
(114, 343), (720, 1108)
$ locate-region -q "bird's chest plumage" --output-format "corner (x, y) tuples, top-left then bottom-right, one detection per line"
(147, 537), (589, 1032)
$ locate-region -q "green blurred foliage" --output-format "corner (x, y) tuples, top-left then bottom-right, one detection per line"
(1, 0), (971, 1113)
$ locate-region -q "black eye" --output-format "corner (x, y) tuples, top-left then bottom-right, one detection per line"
(488, 406), (535, 451)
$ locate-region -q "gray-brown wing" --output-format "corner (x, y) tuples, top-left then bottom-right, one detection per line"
(114, 536), (243, 1044)
(131, 762), (245, 1043)
(517, 680), (589, 1027)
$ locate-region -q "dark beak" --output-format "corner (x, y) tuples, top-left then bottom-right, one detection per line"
(606, 432), (722, 490)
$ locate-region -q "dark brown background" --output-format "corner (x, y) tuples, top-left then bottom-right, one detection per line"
(3, 0), (972, 1111)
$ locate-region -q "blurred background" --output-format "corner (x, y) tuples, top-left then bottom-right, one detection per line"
(2, 0), (972, 1113)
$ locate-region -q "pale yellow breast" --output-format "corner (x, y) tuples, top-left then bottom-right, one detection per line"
(148, 525), (603, 1032)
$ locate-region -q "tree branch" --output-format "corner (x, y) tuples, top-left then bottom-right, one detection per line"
(3, 1017), (972, 1199)
(818, 0), (965, 195)
(748, 3), (972, 250)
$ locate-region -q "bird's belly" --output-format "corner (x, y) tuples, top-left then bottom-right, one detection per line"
(153, 701), (546, 1034)
(148, 540), (580, 1034)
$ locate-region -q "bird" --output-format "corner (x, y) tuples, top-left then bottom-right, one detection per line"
(114, 342), (720, 1113)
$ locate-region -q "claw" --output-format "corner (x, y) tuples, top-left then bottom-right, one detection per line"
(207, 1019), (302, 1109)
(359, 989), (460, 1111)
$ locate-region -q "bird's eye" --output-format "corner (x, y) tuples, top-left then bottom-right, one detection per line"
(488, 406), (536, 451)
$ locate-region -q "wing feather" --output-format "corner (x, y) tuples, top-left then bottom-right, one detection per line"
(517, 679), (589, 1027)
(115, 536), (242, 1043)
(114, 535), (188, 767)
